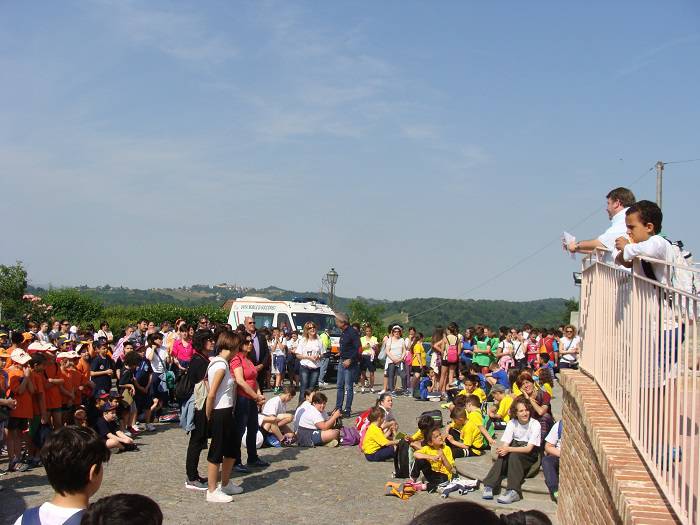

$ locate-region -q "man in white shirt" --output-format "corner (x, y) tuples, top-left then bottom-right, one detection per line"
(543, 421), (562, 501)
(565, 187), (636, 263)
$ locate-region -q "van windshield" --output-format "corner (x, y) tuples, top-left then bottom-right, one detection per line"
(291, 313), (341, 336)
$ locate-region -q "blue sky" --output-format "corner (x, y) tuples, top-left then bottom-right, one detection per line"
(2, 1), (699, 301)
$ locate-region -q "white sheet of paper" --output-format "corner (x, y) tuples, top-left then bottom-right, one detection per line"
(562, 232), (576, 259)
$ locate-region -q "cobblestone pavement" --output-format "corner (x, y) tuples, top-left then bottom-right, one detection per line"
(1, 381), (561, 525)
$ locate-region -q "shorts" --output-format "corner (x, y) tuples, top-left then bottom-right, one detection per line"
(297, 426), (322, 447)
(62, 405), (75, 413)
(29, 415), (41, 439)
(360, 354), (376, 373)
(135, 393), (152, 412)
(7, 417), (29, 431)
(207, 407), (236, 463)
(411, 366), (422, 375)
(48, 406), (62, 413)
(273, 355), (286, 375)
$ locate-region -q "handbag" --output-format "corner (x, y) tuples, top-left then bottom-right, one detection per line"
(121, 388), (134, 407)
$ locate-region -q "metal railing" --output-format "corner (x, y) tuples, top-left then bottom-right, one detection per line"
(579, 250), (699, 524)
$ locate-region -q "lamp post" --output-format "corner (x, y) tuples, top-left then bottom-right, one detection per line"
(655, 161), (664, 210)
(326, 268), (339, 309)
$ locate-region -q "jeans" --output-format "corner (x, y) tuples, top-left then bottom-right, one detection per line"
(299, 366), (320, 403)
(365, 445), (395, 462)
(319, 355), (330, 383)
(233, 396), (260, 464)
(335, 363), (358, 412)
(542, 455), (559, 494)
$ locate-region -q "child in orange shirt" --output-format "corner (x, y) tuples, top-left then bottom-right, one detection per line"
(27, 351), (49, 467)
(43, 350), (65, 429)
(58, 352), (78, 424)
(7, 348), (35, 472)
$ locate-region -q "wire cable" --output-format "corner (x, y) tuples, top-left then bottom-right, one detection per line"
(407, 164), (657, 320)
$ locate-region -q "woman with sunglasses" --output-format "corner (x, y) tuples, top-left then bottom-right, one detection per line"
(296, 323), (324, 403)
(384, 325), (407, 396)
(231, 335), (268, 473)
(558, 326), (580, 369)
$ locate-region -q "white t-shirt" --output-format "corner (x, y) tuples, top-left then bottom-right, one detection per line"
(293, 400), (311, 432)
(298, 403), (325, 430)
(501, 418), (541, 447)
(271, 337), (286, 357)
(598, 208), (629, 263)
(513, 340), (525, 360)
(545, 421), (562, 450)
(207, 358), (234, 410)
(559, 336), (580, 363)
(147, 346), (169, 374)
(498, 340), (514, 356)
(262, 395), (287, 417)
(623, 235), (673, 286)
(296, 337), (323, 369)
(13, 503), (83, 525)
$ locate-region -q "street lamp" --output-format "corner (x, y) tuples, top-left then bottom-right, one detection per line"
(326, 268), (339, 308)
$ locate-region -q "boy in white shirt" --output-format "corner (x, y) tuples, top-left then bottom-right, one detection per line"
(260, 386), (296, 446)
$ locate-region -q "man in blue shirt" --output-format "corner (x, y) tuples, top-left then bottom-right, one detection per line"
(334, 312), (360, 418)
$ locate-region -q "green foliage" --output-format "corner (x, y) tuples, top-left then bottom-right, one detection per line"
(348, 300), (386, 335)
(562, 298), (579, 324)
(44, 289), (104, 324)
(100, 304), (228, 335)
(0, 261), (28, 328)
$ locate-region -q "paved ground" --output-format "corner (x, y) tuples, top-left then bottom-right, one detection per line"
(1, 381), (561, 525)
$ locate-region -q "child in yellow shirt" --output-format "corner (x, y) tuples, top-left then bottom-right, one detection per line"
(410, 427), (455, 492)
(457, 375), (486, 403)
(406, 414), (440, 451)
(362, 407), (398, 462)
(487, 384), (513, 430)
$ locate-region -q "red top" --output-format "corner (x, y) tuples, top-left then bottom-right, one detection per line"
(230, 354), (258, 400)
(43, 361), (63, 410)
(31, 372), (46, 416)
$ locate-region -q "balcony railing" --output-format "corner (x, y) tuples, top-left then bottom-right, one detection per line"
(579, 249), (699, 523)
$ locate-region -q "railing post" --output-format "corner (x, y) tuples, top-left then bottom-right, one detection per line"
(629, 269), (641, 441)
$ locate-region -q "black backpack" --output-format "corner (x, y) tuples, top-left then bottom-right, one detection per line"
(393, 439), (411, 478)
(419, 409), (443, 428)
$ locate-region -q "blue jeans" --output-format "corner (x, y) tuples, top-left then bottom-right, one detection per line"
(386, 362), (401, 391)
(319, 355), (330, 383)
(335, 362), (358, 412)
(299, 366), (320, 403)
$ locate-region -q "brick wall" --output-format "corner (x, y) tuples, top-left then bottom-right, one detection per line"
(557, 370), (680, 525)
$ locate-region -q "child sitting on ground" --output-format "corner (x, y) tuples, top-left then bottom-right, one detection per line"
(260, 385), (296, 447)
(458, 375), (486, 404)
(12, 426), (110, 525)
(406, 414), (439, 451)
(487, 384), (513, 430)
(95, 402), (137, 452)
(536, 367), (554, 397)
(446, 395), (495, 457)
(410, 426), (455, 492)
(362, 407), (399, 461)
(485, 361), (510, 390)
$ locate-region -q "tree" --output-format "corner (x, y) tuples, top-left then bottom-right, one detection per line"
(562, 298), (579, 325)
(348, 300), (386, 334)
(44, 289), (104, 324)
(0, 261), (28, 327)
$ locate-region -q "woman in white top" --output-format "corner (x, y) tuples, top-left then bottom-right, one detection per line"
(359, 324), (378, 393)
(94, 321), (114, 343)
(558, 325), (580, 369)
(296, 322), (324, 403)
(384, 325), (407, 394)
(482, 398), (542, 504)
(204, 331), (243, 503)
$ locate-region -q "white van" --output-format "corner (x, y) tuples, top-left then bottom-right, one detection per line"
(227, 296), (342, 369)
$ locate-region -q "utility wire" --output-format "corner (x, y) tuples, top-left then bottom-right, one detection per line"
(663, 158), (700, 165)
(408, 163), (659, 320)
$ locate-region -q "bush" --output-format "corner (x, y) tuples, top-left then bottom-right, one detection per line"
(97, 304), (229, 336)
(43, 289), (104, 325)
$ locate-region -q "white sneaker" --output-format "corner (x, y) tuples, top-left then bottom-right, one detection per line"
(206, 488), (233, 503)
(146, 423), (156, 431)
(220, 480), (244, 495)
(132, 423), (142, 432)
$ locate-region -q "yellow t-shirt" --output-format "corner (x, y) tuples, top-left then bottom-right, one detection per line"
(416, 444), (454, 479)
(411, 342), (426, 367)
(542, 382), (553, 397)
(512, 383), (522, 397)
(458, 387), (486, 404)
(496, 394), (514, 423)
(411, 429), (424, 442)
(461, 410), (485, 455)
(362, 422), (391, 455)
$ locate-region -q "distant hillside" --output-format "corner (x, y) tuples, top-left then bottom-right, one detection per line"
(28, 284), (573, 332)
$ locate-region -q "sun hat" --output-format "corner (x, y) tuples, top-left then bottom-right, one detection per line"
(28, 341), (57, 353)
(11, 348), (32, 365)
(0, 348), (11, 358)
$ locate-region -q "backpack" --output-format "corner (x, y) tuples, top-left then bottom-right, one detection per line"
(340, 426), (361, 446)
(393, 439), (411, 478)
(194, 357), (227, 410)
(445, 335), (459, 364)
(419, 409), (443, 428)
(355, 408), (371, 432)
(641, 238), (696, 294)
(20, 507), (84, 525)
(480, 403), (496, 439)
